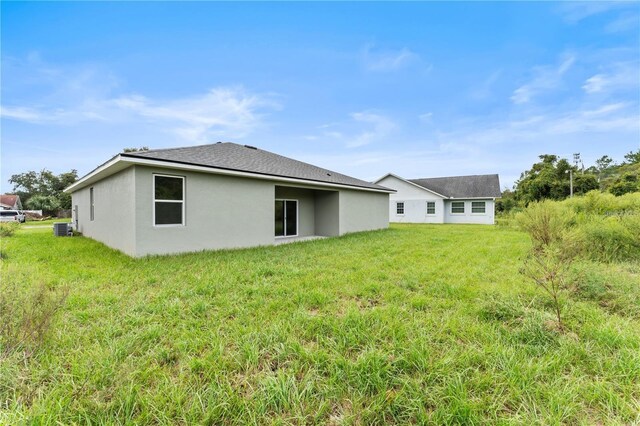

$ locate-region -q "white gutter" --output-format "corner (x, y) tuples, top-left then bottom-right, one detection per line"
(65, 155), (395, 194)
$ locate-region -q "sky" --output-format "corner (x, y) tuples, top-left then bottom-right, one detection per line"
(1, 2), (639, 191)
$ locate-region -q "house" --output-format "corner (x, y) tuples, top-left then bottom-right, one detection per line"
(0, 194), (22, 210)
(65, 142), (393, 257)
(374, 173), (501, 224)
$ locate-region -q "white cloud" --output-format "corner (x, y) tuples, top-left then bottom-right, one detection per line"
(363, 44), (418, 72)
(557, 2), (631, 24)
(347, 111), (396, 148)
(112, 87), (280, 142)
(605, 13), (640, 33)
(582, 61), (639, 94)
(511, 54), (576, 104)
(419, 112), (433, 123)
(470, 70), (502, 100)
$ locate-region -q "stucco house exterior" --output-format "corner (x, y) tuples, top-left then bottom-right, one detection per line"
(65, 142), (393, 257)
(374, 173), (501, 225)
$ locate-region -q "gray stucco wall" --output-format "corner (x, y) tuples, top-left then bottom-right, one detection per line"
(71, 167), (137, 256)
(443, 199), (495, 224)
(338, 189), (389, 234)
(275, 186), (316, 238)
(134, 166), (275, 256)
(314, 191), (340, 237)
(72, 165), (390, 257)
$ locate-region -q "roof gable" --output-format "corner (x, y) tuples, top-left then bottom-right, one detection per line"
(374, 173), (446, 198)
(409, 174), (501, 198)
(0, 194), (21, 208)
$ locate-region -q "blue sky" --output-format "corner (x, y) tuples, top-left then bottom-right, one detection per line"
(2, 2), (639, 190)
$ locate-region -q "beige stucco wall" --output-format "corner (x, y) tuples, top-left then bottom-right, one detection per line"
(71, 167), (137, 256)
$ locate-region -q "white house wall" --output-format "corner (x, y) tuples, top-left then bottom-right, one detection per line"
(443, 199), (495, 224)
(376, 175), (445, 223)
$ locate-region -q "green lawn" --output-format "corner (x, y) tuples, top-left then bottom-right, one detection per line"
(24, 218), (70, 226)
(1, 224), (639, 424)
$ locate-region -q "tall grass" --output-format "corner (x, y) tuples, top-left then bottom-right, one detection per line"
(1, 225), (639, 424)
(516, 192), (640, 262)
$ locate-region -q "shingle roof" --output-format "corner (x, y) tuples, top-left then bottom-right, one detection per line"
(122, 142), (390, 191)
(409, 174), (501, 198)
(0, 194), (20, 208)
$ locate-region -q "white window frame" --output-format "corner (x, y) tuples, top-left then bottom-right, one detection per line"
(471, 201), (486, 215)
(451, 201), (465, 214)
(90, 187), (95, 221)
(275, 198), (299, 238)
(426, 201), (436, 215)
(396, 201), (405, 216)
(153, 173), (186, 227)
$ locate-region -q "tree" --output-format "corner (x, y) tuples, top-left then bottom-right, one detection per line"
(514, 155), (600, 204)
(495, 188), (517, 213)
(623, 149), (640, 165)
(8, 169), (78, 214)
(609, 173), (640, 196)
(517, 201), (578, 331)
(123, 146), (150, 153)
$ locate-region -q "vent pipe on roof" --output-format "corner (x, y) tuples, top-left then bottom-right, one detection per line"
(244, 145), (258, 150)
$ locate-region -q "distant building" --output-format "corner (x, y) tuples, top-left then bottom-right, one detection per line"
(374, 173), (501, 225)
(0, 194), (23, 210)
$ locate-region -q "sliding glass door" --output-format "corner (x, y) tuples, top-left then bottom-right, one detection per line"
(275, 199), (298, 237)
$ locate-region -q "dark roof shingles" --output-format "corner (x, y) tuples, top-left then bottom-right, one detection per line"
(123, 142), (389, 191)
(409, 174), (501, 198)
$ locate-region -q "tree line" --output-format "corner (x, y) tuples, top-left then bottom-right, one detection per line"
(498, 149), (640, 213)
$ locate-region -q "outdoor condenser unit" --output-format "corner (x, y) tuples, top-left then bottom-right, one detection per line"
(53, 222), (70, 237)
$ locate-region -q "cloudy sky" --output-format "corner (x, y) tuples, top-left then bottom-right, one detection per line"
(1, 2), (639, 190)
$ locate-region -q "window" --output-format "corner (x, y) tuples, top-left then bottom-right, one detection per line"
(90, 187), (94, 221)
(472, 201), (486, 214)
(154, 174), (185, 226)
(275, 199), (298, 237)
(396, 202), (405, 215)
(451, 201), (465, 214)
(426, 201), (435, 215)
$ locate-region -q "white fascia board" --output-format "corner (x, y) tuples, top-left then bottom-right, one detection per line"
(375, 172), (447, 198)
(448, 197), (499, 200)
(66, 156), (395, 194)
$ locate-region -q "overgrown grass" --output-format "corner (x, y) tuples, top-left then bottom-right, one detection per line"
(1, 225), (639, 424)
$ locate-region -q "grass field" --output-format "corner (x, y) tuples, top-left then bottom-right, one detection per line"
(1, 224), (639, 424)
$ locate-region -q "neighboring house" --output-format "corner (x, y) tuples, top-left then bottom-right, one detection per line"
(0, 194), (22, 210)
(374, 173), (501, 225)
(65, 142), (393, 257)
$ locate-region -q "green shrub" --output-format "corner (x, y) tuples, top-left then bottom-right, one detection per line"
(0, 222), (20, 238)
(516, 200), (576, 248)
(562, 190), (640, 215)
(575, 215), (640, 262)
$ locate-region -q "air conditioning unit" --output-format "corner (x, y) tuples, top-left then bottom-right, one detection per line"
(53, 222), (70, 237)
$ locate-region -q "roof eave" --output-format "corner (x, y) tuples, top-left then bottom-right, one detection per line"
(66, 155), (395, 194)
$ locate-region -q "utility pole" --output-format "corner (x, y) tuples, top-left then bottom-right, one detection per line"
(566, 169), (573, 197)
(573, 153), (583, 174)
